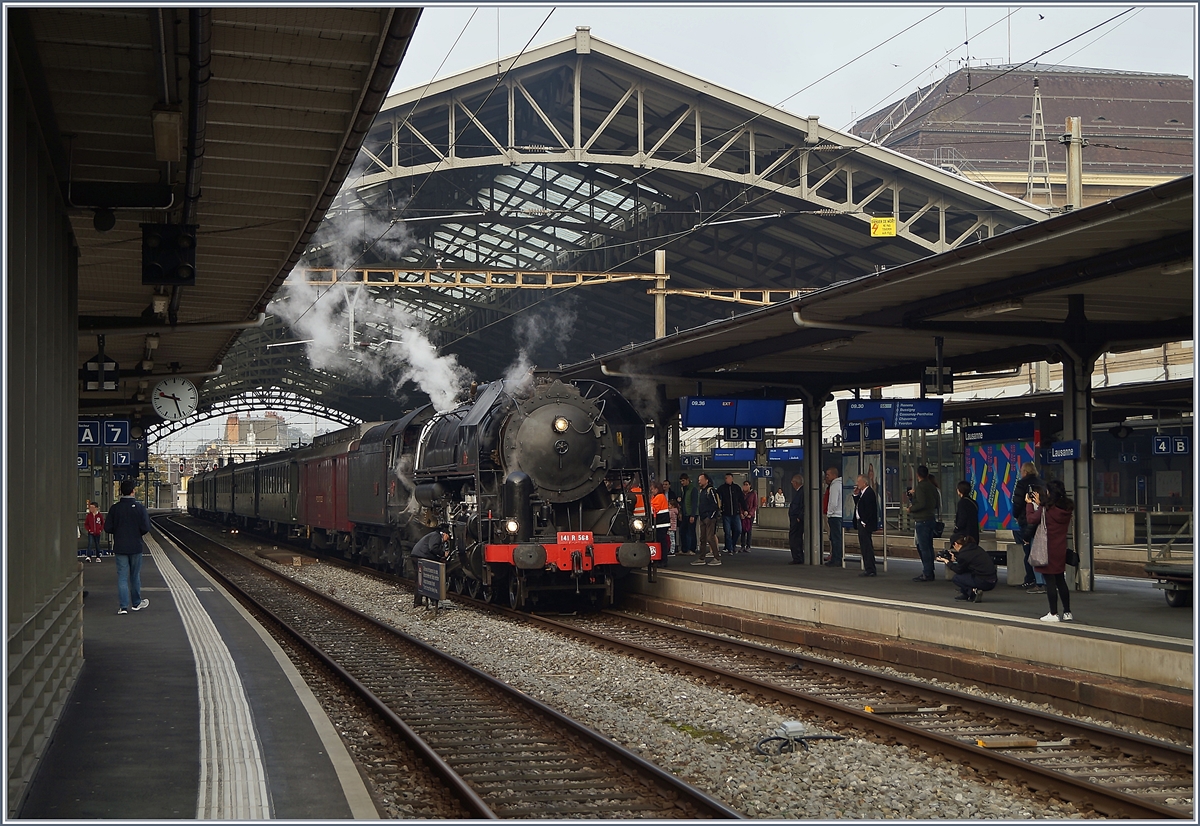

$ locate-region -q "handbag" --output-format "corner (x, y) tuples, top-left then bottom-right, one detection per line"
(932, 520), (945, 539)
(1066, 547), (1080, 568)
(1029, 518), (1049, 567)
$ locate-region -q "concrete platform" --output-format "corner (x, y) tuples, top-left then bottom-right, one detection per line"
(18, 532), (376, 820)
(644, 546), (1193, 692)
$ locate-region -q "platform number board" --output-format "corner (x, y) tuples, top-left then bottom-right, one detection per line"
(1153, 435), (1190, 455)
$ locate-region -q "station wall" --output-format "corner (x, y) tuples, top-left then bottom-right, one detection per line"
(6, 50), (84, 813)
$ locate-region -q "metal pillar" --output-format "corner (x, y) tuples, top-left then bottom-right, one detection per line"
(1061, 353), (1095, 591)
(802, 390), (825, 566)
(1061, 116), (1085, 211)
(654, 249), (667, 339)
(1060, 294), (1096, 591)
(654, 383), (669, 485)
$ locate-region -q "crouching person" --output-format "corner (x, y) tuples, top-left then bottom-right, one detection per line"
(411, 525), (452, 608)
(938, 532), (998, 604)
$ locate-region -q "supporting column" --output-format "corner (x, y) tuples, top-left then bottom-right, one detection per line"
(654, 249), (667, 340)
(801, 389), (825, 566)
(1061, 352), (1095, 591)
(1060, 294), (1097, 591)
(654, 383), (669, 485)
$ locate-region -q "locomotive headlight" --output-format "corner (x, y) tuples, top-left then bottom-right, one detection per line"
(505, 518), (520, 535)
(631, 517), (646, 533)
(553, 416), (570, 433)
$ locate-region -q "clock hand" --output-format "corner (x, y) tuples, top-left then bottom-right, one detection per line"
(174, 397), (182, 416)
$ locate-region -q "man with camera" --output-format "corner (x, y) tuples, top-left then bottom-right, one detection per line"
(906, 465), (940, 582)
(936, 531), (998, 603)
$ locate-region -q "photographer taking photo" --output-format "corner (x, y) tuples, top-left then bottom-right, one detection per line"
(937, 531), (998, 604)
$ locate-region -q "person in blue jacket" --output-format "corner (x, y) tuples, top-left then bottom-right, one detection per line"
(105, 479), (151, 614)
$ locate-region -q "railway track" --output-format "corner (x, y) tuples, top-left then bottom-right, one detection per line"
(156, 517), (740, 820)
(503, 609), (1194, 820)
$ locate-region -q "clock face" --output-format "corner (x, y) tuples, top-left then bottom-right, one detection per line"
(152, 377), (199, 420)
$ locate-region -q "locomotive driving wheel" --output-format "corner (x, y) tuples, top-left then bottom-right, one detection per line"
(451, 573), (466, 595)
(508, 576), (525, 610)
(468, 578), (482, 600)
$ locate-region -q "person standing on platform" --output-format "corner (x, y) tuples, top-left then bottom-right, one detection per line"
(1029, 480), (1075, 622)
(1011, 462), (1045, 593)
(716, 473), (744, 555)
(651, 481), (671, 566)
(823, 466), (843, 566)
(691, 473), (723, 566)
(84, 500), (105, 562)
(678, 473), (698, 556)
(773, 488), (785, 507)
(907, 465), (939, 582)
(937, 532), (998, 603)
(105, 480), (151, 615)
(667, 495), (680, 559)
(788, 474), (805, 564)
(953, 481), (980, 541)
(411, 525), (451, 607)
(851, 475), (879, 577)
(739, 480), (758, 552)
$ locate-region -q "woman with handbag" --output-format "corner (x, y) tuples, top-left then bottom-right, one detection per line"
(1026, 479), (1076, 622)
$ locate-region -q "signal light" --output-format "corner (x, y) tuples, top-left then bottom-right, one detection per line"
(142, 223), (198, 286)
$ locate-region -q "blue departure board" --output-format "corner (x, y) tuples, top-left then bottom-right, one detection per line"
(840, 399), (943, 429)
(767, 447), (805, 462)
(680, 397), (787, 428)
(711, 448), (756, 462)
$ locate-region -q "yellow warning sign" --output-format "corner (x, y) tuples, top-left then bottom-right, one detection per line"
(870, 217), (897, 237)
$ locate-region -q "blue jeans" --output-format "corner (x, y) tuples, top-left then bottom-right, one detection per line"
(914, 519), (936, 579)
(115, 551), (144, 610)
(86, 534), (103, 555)
(827, 517), (843, 564)
(680, 518), (697, 552)
(1013, 529), (1045, 585)
(721, 514), (741, 552)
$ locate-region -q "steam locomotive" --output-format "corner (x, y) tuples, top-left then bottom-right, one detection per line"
(187, 378), (660, 608)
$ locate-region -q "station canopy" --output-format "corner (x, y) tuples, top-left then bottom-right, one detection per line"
(283, 28), (1048, 404)
(31, 8), (421, 427)
(558, 175), (1193, 406)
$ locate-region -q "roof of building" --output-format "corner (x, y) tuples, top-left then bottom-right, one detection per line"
(557, 174), (1192, 403)
(852, 64), (1193, 178)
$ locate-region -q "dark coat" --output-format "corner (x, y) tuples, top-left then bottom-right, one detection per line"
(105, 496), (150, 554)
(908, 478), (939, 522)
(851, 485), (878, 531)
(1011, 473), (1043, 530)
(1028, 502), (1073, 575)
(954, 495), (980, 540)
(947, 540), (997, 579)
(715, 482), (744, 517)
(788, 484), (805, 526)
(411, 530), (447, 561)
(698, 483), (721, 519)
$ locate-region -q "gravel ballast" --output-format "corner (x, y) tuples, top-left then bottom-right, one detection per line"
(239, 551), (1090, 820)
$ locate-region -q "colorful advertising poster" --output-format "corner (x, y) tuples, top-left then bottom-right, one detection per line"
(966, 440), (1038, 531)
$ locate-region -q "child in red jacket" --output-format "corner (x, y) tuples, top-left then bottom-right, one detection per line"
(84, 501), (105, 562)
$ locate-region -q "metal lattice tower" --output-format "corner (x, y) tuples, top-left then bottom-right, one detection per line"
(1025, 77), (1055, 206)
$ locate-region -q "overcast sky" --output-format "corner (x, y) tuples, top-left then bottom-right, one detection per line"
(392, 4), (1196, 129)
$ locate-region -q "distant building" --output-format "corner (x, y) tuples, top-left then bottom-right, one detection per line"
(191, 412), (310, 472)
(852, 64), (1193, 207)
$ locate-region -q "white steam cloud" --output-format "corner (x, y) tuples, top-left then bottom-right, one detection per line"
(269, 209), (472, 412)
(503, 295), (579, 394)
